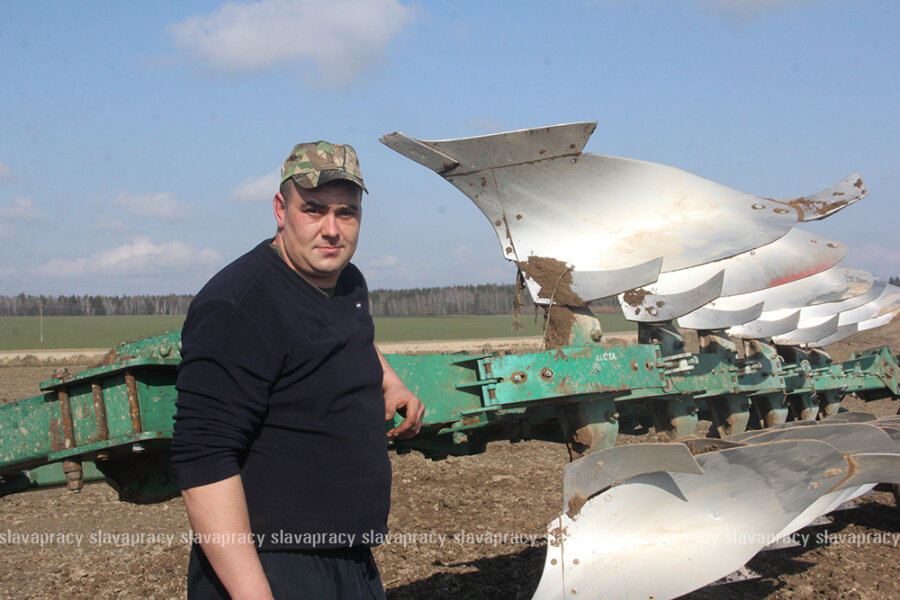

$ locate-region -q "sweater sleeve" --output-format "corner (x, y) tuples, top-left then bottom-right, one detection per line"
(170, 299), (281, 490)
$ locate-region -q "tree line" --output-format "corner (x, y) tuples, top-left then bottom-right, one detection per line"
(0, 285), (622, 317)
(0, 294), (193, 317)
(9, 275), (895, 318)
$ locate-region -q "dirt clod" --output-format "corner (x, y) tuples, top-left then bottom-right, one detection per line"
(516, 256), (585, 307)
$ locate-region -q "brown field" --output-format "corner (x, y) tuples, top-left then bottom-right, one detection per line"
(1, 324), (898, 599)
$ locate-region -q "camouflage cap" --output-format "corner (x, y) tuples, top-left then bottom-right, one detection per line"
(280, 141), (368, 193)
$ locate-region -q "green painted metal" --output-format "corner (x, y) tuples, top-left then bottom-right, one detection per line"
(0, 461), (105, 495)
(1, 328), (898, 501)
(0, 331), (181, 500)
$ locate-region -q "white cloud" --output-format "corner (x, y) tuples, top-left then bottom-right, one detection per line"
(92, 215), (130, 233)
(365, 254), (400, 268)
(32, 237), (223, 278)
(0, 197), (44, 238)
(356, 253), (415, 287)
(111, 192), (189, 222)
(0, 161), (13, 181)
(230, 170), (280, 204)
(0, 196), (43, 222)
(167, 0), (415, 85)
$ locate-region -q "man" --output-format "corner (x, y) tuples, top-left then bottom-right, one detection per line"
(171, 141), (424, 599)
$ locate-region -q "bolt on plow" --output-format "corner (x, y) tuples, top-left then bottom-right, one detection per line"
(3, 122), (900, 599)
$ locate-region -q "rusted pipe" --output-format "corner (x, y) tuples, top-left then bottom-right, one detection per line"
(91, 382), (110, 441)
(124, 372), (143, 434)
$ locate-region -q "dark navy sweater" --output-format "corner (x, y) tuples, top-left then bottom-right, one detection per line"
(170, 240), (391, 550)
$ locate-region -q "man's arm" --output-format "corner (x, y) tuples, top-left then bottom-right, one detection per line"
(376, 344), (425, 439)
(181, 475), (274, 600)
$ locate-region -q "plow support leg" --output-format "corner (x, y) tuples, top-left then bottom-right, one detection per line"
(648, 397), (699, 439)
(708, 395), (751, 438)
(555, 396), (619, 460)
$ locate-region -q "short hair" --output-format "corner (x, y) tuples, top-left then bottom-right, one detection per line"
(280, 178), (296, 205)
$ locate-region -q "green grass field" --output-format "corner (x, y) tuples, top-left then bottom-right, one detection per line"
(0, 313), (635, 350)
(0, 316), (186, 351)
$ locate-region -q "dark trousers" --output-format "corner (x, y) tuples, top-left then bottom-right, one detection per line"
(188, 544), (386, 600)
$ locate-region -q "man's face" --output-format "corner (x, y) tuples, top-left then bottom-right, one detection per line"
(273, 180), (362, 287)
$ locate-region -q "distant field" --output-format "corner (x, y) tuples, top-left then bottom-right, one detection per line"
(0, 313), (635, 350)
(0, 316), (186, 350)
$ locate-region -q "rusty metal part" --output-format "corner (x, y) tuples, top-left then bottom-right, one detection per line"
(91, 382), (110, 442)
(57, 388), (76, 451)
(647, 397), (700, 439)
(55, 386), (84, 492)
(555, 397), (620, 460)
(681, 438), (747, 454)
(124, 372), (143, 434)
(777, 173), (866, 221)
(62, 459), (84, 493)
(707, 395), (752, 438)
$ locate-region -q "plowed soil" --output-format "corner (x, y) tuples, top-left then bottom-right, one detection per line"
(1, 323), (898, 599)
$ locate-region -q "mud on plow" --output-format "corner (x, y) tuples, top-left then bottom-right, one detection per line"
(2, 122), (900, 599)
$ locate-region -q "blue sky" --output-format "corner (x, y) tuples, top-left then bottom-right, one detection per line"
(1, 0), (897, 296)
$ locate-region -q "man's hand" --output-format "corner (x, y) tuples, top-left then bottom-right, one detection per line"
(384, 384), (425, 439)
(376, 345), (425, 439)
